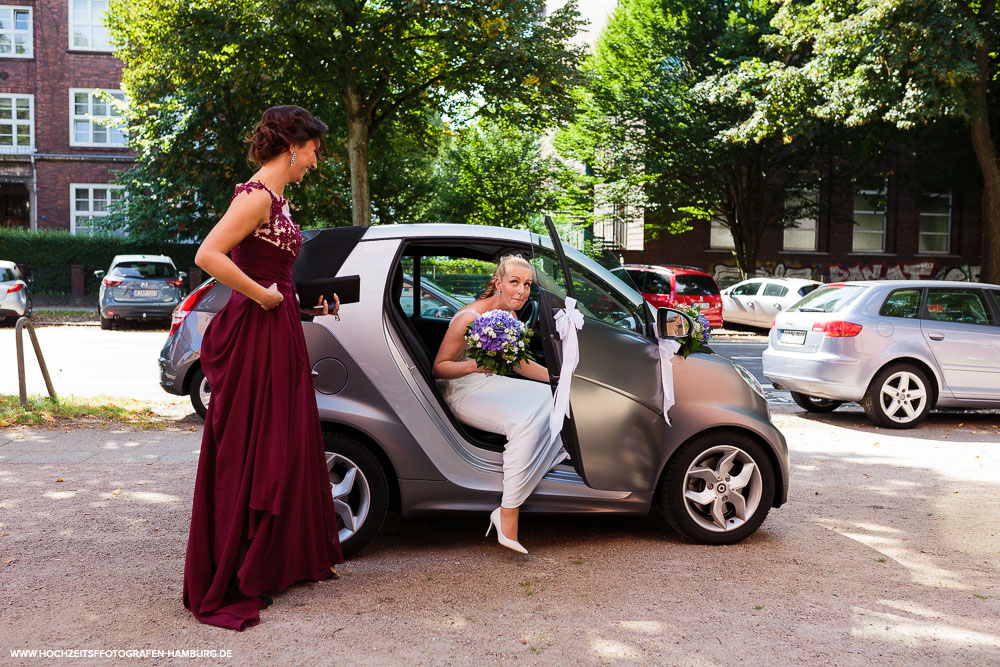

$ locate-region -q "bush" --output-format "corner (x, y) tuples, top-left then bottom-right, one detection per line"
(0, 228), (199, 295)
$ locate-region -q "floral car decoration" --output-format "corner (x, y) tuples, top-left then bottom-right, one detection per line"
(676, 304), (712, 358)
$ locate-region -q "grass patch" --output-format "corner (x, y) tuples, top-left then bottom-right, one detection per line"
(0, 394), (167, 429)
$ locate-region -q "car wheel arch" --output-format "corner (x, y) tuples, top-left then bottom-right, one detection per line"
(654, 426), (786, 510)
(181, 360), (202, 395)
(320, 421), (401, 513)
(866, 356), (940, 407)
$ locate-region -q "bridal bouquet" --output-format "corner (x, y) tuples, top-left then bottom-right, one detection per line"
(676, 305), (713, 358)
(465, 309), (534, 376)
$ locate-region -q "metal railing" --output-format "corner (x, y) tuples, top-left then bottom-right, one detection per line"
(14, 316), (56, 407)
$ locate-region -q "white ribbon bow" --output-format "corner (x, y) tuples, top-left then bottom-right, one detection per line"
(548, 297), (585, 445)
(657, 338), (681, 425)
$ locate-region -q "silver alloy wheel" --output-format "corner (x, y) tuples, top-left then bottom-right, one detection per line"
(682, 445), (763, 533)
(199, 375), (211, 410)
(327, 452), (371, 544)
(878, 370), (928, 424)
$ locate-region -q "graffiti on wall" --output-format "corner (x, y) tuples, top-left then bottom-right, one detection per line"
(712, 260), (982, 287)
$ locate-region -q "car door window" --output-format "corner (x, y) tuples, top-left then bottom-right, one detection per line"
(880, 288), (922, 318)
(644, 272), (672, 294)
(762, 283), (789, 298)
(924, 289), (995, 325)
(624, 270), (647, 291)
(732, 281), (762, 296)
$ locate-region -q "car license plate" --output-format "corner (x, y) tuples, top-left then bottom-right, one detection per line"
(133, 289), (158, 297)
(779, 329), (806, 345)
(694, 302), (710, 310)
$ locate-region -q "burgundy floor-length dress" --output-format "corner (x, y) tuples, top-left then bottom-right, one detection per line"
(183, 181), (344, 631)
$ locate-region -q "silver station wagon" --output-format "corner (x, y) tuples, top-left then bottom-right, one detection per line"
(763, 280), (1000, 428)
(168, 221), (790, 555)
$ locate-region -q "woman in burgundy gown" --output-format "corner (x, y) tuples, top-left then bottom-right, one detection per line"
(183, 106), (344, 631)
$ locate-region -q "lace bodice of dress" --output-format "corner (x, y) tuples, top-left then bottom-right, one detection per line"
(450, 307), (481, 363)
(231, 181), (302, 256)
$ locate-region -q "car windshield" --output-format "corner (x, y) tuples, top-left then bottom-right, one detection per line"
(789, 284), (866, 313)
(112, 262), (176, 279)
(675, 274), (719, 296)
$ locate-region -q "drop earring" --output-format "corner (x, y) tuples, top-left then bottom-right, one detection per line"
(289, 151), (297, 166)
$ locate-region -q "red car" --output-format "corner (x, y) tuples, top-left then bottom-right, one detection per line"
(612, 264), (723, 328)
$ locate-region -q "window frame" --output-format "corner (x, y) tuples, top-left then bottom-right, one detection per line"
(69, 88), (127, 147)
(782, 189), (819, 252)
(68, 0), (114, 52)
(852, 187), (887, 253)
(69, 183), (124, 236)
(918, 191), (951, 255)
(709, 217), (736, 250)
(0, 5), (33, 59)
(879, 287), (924, 319)
(0, 93), (33, 153)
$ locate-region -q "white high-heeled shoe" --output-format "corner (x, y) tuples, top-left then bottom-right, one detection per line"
(485, 507), (528, 554)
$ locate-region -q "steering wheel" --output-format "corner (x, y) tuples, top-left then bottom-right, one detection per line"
(517, 298), (539, 329)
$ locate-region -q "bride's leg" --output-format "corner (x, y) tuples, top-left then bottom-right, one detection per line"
(499, 506), (519, 541)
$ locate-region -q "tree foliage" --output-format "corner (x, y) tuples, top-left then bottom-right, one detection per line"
(561, 0), (834, 278)
(105, 0), (584, 239)
(730, 0), (1000, 282)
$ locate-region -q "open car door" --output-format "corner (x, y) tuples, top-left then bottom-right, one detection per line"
(531, 217), (666, 492)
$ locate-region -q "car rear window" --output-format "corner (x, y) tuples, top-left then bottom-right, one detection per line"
(797, 284), (821, 297)
(880, 288), (921, 318)
(675, 274), (719, 296)
(0, 268), (14, 282)
(790, 284), (866, 313)
(112, 262), (177, 279)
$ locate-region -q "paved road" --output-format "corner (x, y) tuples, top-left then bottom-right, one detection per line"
(711, 339), (795, 404)
(0, 324), (170, 401)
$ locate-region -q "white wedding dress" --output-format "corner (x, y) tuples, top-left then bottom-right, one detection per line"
(438, 308), (568, 508)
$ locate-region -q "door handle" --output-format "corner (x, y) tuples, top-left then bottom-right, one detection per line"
(928, 333), (944, 341)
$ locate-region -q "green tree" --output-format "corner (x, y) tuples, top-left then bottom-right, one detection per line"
(427, 119), (584, 228)
(731, 0), (1000, 283)
(106, 0), (584, 238)
(561, 0), (833, 279)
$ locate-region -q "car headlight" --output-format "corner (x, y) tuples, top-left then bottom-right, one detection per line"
(732, 361), (766, 399)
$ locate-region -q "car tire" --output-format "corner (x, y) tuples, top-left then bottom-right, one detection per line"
(861, 362), (933, 429)
(323, 432), (389, 557)
(100, 314), (112, 330)
(789, 391), (843, 413)
(659, 431), (775, 545)
(188, 366), (210, 419)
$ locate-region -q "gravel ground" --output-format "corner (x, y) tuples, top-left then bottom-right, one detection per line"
(1, 403), (998, 665)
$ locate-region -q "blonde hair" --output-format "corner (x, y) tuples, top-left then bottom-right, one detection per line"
(479, 254), (533, 298)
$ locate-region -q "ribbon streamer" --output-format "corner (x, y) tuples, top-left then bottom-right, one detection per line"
(548, 297), (584, 445)
(657, 338), (681, 425)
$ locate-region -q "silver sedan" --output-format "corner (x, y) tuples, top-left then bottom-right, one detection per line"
(763, 280), (1000, 427)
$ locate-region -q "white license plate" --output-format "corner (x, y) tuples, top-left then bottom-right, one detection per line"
(694, 302), (710, 310)
(133, 289), (158, 297)
(779, 329), (806, 345)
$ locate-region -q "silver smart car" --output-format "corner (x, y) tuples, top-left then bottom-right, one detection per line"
(763, 280), (1000, 428)
(95, 254), (186, 330)
(165, 222), (790, 555)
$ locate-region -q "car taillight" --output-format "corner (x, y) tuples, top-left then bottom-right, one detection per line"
(811, 320), (863, 337)
(103, 277), (122, 287)
(166, 278), (184, 288)
(168, 281), (214, 338)
(6, 282), (23, 293)
(770, 318), (776, 329)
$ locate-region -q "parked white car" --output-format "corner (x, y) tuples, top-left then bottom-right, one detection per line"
(721, 277), (823, 329)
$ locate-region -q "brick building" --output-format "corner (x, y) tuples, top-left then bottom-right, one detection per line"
(0, 0), (131, 234)
(621, 163), (987, 289)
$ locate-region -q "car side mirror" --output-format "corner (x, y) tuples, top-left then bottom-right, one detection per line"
(94, 270), (105, 279)
(657, 307), (693, 339)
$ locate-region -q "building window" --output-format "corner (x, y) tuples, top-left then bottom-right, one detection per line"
(710, 217), (735, 249)
(783, 190), (818, 251)
(70, 0), (112, 51)
(70, 89), (126, 147)
(0, 6), (32, 58)
(919, 192), (951, 254)
(853, 189), (886, 252)
(0, 94), (32, 153)
(71, 184), (123, 236)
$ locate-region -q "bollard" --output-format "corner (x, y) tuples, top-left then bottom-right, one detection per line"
(15, 316), (56, 407)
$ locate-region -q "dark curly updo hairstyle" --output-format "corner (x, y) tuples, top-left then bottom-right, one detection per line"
(246, 105), (328, 167)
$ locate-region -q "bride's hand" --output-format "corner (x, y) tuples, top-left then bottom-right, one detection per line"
(469, 360), (493, 375)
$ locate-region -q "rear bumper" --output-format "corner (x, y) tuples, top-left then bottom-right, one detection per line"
(102, 303), (177, 319)
(762, 347), (870, 402)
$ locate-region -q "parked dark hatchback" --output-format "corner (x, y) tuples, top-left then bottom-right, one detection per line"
(612, 264), (723, 328)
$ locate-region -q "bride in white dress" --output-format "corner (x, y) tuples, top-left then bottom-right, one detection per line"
(432, 255), (567, 554)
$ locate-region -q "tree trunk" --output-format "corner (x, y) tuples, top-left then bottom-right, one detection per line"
(969, 17), (1000, 284)
(343, 86), (372, 227)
